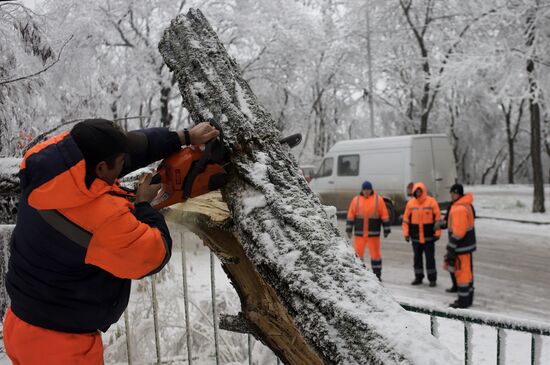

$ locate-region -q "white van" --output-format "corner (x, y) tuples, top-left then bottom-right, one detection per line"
(309, 134), (457, 223)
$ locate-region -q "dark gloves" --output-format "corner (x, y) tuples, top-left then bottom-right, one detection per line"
(434, 220), (447, 230)
(404, 236), (410, 243)
(383, 227), (391, 238)
(445, 248), (457, 271)
(346, 230), (352, 239)
(434, 236), (440, 242)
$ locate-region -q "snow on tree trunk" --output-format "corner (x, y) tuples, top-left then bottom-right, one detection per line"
(158, 9), (458, 364)
(164, 192), (324, 365)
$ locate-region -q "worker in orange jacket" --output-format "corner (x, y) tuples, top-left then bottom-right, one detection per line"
(3, 119), (219, 364)
(346, 181), (391, 280)
(402, 182), (441, 287)
(445, 184), (476, 309)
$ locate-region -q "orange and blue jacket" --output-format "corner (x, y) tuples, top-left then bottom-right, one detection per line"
(402, 182), (441, 244)
(6, 128), (182, 333)
(346, 192), (390, 237)
(447, 193), (476, 254)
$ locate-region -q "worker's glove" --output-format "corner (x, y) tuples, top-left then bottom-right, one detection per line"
(383, 227), (391, 238)
(434, 236), (440, 242)
(346, 231), (352, 239)
(445, 249), (457, 272)
(404, 236), (410, 243)
(434, 220), (446, 230)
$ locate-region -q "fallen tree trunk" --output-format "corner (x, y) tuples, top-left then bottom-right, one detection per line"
(159, 9), (458, 364)
(164, 192), (324, 364)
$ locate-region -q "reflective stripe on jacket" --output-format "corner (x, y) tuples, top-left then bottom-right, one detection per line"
(402, 182), (441, 244)
(6, 128), (181, 333)
(346, 192), (390, 237)
(447, 193), (476, 254)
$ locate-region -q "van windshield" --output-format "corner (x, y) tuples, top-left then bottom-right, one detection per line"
(316, 158), (334, 177)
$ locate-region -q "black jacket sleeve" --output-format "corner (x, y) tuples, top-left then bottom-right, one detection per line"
(119, 127), (182, 177)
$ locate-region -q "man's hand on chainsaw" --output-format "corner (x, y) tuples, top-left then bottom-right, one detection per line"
(136, 173), (161, 203)
(178, 122), (220, 146)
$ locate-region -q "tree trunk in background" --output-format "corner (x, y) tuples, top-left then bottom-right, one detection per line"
(159, 84), (172, 128)
(507, 126), (516, 184)
(526, 7), (545, 213)
(158, 9), (458, 364)
(502, 100), (524, 184)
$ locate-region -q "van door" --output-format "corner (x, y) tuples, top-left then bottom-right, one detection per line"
(411, 139), (435, 196)
(310, 157), (336, 206)
(431, 137), (457, 203)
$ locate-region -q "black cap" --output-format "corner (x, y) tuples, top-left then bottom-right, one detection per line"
(450, 183), (464, 196)
(70, 119), (143, 167)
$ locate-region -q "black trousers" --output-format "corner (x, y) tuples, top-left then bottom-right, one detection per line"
(412, 241), (437, 282)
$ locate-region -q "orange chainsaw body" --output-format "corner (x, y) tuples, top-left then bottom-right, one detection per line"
(151, 145), (226, 209)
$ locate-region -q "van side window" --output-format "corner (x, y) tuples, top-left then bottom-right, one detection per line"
(316, 158), (334, 178)
(337, 155), (359, 176)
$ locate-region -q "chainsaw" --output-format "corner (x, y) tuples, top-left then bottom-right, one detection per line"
(150, 121), (302, 209)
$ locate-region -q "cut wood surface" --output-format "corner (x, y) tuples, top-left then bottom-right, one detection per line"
(159, 9), (458, 364)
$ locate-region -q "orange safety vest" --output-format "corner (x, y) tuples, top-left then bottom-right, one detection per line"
(346, 192), (390, 237)
(402, 182), (441, 244)
(447, 193), (476, 254)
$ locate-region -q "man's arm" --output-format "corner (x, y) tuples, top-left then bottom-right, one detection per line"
(379, 197), (391, 237)
(120, 122), (220, 177)
(345, 196), (357, 237)
(84, 173), (173, 279)
(433, 199), (442, 238)
(84, 203), (172, 280)
(402, 202), (411, 240)
(120, 128), (181, 177)
(450, 206), (468, 240)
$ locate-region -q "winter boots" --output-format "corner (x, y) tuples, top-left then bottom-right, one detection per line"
(449, 297), (470, 309)
(446, 272), (458, 292)
(411, 277), (436, 286)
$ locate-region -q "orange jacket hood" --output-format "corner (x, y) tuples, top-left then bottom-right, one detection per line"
(412, 182), (428, 203)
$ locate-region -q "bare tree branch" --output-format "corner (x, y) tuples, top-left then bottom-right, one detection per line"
(0, 35), (73, 86)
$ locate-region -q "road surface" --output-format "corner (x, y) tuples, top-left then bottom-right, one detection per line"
(335, 217), (550, 321)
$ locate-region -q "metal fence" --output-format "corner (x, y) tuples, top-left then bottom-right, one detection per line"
(120, 233), (282, 365)
(401, 303), (550, 365)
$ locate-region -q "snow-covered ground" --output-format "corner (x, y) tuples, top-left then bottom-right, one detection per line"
(469, 184), (550, 223)
(1, 184), (549, 364)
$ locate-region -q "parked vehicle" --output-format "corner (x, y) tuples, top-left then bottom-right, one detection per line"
(309, 134), (457, 223)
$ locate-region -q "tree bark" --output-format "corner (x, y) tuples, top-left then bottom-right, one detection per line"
(501, 100), (524, 184)
(526, 7), (546, 213)
(164, 193), (324, 365)
(158, 9), (458, 364)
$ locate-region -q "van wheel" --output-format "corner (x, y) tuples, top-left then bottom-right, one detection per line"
(385, 201), (396, 226)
